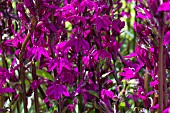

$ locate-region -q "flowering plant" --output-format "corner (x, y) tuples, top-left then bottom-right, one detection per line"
(0, 0), (170, 113)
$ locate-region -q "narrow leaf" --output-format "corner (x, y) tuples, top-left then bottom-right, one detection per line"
(87, 90), (99, 98)
(36, 69), (54, 81)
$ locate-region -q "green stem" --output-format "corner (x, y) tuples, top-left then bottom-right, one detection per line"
(0, 27), (5, 109)
(19, 55), (28, 113)
(144, 71), (149, 93)
(38, 86), (50, 109)
(158, 12), (165, 113)
(163, 48), (167, 108)
(17, 96), (21, 113)
(19, 16), (37, 113)
(151, 92), (158, 113)
(32, 61), (39, 113)
(78, 51), (82, 81)
(78, 51), (83, 113)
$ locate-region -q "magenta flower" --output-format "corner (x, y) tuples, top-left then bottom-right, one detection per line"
(65, 38), (90, 53)
(158, 2), (170, 12)
(48, 58), (72, 75)
(150, 80), (158, 87)
(46, 83), (70, 100)
(121, 11), (131, 18)
(101, 89), (114, 100)
(95, 16), (111, 31)
(164, 31), (170, 45)
(17, 3), (30, 23)
(120, 68), (136, 80)
(78, 0), (97, 13)
(163, 107), (170, 113)
(27, 46), (50, 61)
(23, 0), (36, 16)
(101, 89), (114, 112)
(92, 49), (112, 61)
(0, 87), (15, 94)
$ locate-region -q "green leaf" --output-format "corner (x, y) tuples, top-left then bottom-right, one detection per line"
(86, 102), (93, 108)
(65, 21), (72, 31)
(87, 90), (99, 98)
(36, 69), (54, 81)
(119, 102), (126, 109)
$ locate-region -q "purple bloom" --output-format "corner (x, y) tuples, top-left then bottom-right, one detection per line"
(151, 104), (159, 109)
(135, 6), (152, 19)
(30, 80), (42, 89)
(65, 38), (90, 53)
(120, 68), (136, 79)
(95, 16), (111, 31)
(78, 0), (97, 13)
(46, 83), (69, 100)
(163, 107), (170, 113)
(121, 11), (131, 18)
(92, 49), (112, 61)
(164, 31), (170, 45)
(43, 3), (59, 9)
(158, 2), (170, 12)
(23, 0), (36, 16)
(60, 68), (79, 86)
(0, 87), (15, 94)
(61, 4), (75, 14)
(150, 80), (158, 87)
(66, 104), (74, 112)
(27, 46), (50, 61)
(101, 89), (114, 100)
(17, 3), (30, 23)
(48, 58), (72, 75)
(134, 87), (151, 108)
(124, 52), (137, 58)
(101, 89), (114, 112)
(148, 0), (159, 14)
(112, 19), (125, 34)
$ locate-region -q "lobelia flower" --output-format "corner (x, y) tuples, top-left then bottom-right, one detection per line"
(27, 45), (50, 61)
(121, 11), (131, 18)
(60, 68), (79, 86)
(150, 79), (158, 87)
(67, 15), (86, 26)
(101, 89), (114, 112)
(148, 0), (159, 15)
(64, 38), (90, 53)
(163, 107), (170, 113)
(135, 6), (152, 19)
(46, 82), (70, 100)
(0, 68), (15, 94)
(0, 87), (15, 94)
(164, 31), (170, 45)
(134, 86), (151, 108)
(112, 19), (125, 34)
(94, 15), (111, 32)
(48, 58), (72, 75)
(92, 49), (112, 62)
(17, 3), (30, 23)
(78, 0), (97, 13)
(101, 89), (114, 100)
(158, 2), (170, 12)
(23, 0), (36, 16)
(120, 68), (136, 80)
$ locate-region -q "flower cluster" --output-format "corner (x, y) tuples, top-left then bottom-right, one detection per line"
(1, 0), (170, 112)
